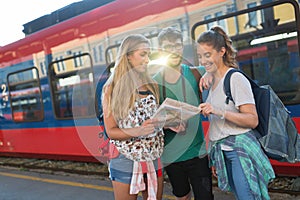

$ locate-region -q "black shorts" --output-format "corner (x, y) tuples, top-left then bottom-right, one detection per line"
(165, 156), (214, 200)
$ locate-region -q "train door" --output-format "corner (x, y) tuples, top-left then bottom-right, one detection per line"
(191, 0), (300, 107)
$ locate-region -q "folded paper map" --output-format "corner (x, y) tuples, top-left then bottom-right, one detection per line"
(151, 98), (201, 128)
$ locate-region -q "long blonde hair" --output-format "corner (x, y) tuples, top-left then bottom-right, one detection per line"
(103, 34), (159, 120)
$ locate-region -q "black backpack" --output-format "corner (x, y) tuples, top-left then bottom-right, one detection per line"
(95, 64), (119, 163)
(224, 68), (300, 163)
(95, 62), (115, 139)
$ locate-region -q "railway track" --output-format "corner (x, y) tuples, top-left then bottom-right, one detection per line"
(0, 156), (299, 196)
(0, 157), (107, 177)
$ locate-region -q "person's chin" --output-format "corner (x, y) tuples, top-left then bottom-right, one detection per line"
(204, 65), (214, 72)
(140, 69), (147, 73)
(168, 58), (181, 67)
(135, 67), (146, 73)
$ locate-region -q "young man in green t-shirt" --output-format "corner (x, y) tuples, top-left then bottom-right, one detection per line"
(153, 27), (214, 200)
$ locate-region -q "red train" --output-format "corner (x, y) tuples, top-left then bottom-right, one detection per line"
(0, 0), (300, 176)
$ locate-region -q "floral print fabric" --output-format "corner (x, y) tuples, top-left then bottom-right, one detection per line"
(111, 95), (164, 162)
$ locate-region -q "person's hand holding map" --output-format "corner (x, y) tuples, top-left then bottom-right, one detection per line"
(151, 98), (201, 129)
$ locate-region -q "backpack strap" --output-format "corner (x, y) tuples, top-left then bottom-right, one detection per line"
(190, 67), (202, 82)
(97, 85), (110, 140)
(189, 67), (203, 102)
(224, 69), (238, 104)
(98, 108), (109, 140)
(224, 68), (259, 104)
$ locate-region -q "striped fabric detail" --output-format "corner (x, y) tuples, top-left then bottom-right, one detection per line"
(130, 161), (158, 200)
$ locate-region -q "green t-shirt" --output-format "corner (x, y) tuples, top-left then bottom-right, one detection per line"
(153, 64), (207, 163)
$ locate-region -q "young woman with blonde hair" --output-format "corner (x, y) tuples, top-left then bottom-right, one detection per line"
(102, 34), (164, 200)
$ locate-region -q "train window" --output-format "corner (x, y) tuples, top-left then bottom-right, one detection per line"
(49, 53), (95, 119)
(204, 15), (213, 30)
(192, 0), (300, 105)
(7, 67), (44, 122)
(105, 43), (120, 68)
(92, 44), (104, 64)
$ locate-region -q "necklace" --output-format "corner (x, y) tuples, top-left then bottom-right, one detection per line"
(137, 90), (152, 95)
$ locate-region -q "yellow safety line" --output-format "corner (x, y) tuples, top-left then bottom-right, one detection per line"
(0, 171), (113, 191)
(0, 171), (176, 199)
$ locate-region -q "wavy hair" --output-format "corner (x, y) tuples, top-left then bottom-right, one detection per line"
(103, 34), (159, 120)
(197, 25), (238, 69)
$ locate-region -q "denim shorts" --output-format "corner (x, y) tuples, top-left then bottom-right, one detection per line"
(109, 154), (163, 184)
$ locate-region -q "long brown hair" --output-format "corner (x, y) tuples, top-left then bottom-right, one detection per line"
(103, 34), (159, 120)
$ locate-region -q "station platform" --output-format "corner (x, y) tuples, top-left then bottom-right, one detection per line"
(0, 166), (296, 200)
